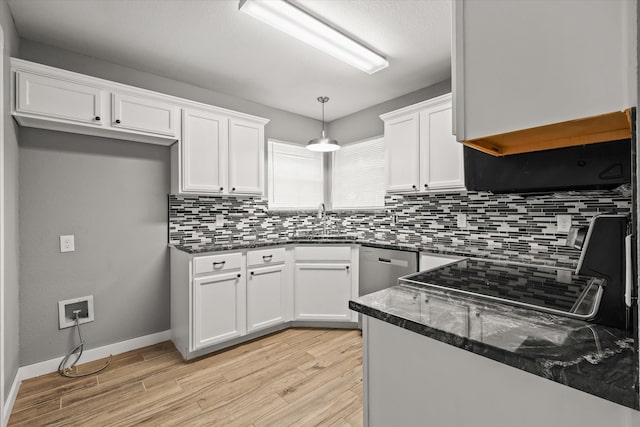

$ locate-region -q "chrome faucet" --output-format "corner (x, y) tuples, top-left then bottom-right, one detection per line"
(318, 203), (327, 235)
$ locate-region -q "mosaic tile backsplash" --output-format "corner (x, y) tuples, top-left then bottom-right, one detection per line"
(169, 186), (631, 268)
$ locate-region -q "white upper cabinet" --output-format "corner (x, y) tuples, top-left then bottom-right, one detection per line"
(12, 59), (178, 145)
(452, 0), (635, 143)
(112, 92), (178, 137)
(16, 70), (103, 126)
(381, 93), (465, 194)
(419, 100), (464, 191)
(181, 108), (227, 194)
(384, 113), (421, 193)
(228, 118), (265, 195)
(12, 58), (270, 197)
(175, 110), (267, 196)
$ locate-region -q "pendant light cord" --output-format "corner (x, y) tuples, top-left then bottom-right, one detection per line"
(58, 311), (112, 378)
(318, 96), (329, 132)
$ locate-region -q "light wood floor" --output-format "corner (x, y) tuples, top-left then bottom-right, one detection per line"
(8, 328), (363, 426)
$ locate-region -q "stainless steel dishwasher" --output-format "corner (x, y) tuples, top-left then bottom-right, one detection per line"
(359, 246), (418, 296)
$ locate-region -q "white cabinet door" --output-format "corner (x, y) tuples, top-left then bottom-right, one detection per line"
(384, 113), (420, 193)
(247, 264), (286, 332)
(453, 0), (634, 142)
(112, 93), (178, 137)
(181, 108), (227, 194)
(16, 71), (103, 125)
(294, 263), (352, 321)
(420, 101), (465, 191)
(192, 271), (246, 350)
(228, 118), (264, 195)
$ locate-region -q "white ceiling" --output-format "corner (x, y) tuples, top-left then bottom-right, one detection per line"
(7, 0), (452, 121)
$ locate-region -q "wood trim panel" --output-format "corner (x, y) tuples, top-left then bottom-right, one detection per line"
(464, 109), (632, 156)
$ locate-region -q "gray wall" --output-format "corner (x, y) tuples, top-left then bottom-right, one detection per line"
(19, 129), (170, 365)
(327, 80), (451, 144)
(15, 38), (328, 366)
(1, 0), (19, 402)
(19, 39), (321, 146)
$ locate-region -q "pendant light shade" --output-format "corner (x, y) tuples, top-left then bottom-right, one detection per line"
(307, 97), (339, 152)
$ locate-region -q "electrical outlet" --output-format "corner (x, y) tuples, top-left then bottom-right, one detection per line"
(557, 270), (572, 284)
(556, 215), (572, 233)
(216, 214), (224, 227)
(457, 213), (467, 228)
(58, 295), (94, 329)
(60, 235), (75, 253)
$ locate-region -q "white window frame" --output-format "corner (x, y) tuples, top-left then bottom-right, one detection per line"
(267, 139), (324, 210)
(331, 135), (385, 210)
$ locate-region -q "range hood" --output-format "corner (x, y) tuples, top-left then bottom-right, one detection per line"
(463, 109), (632, 156)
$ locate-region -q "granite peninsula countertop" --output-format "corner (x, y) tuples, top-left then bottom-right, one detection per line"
(349, 284), (639, 409)
(170, 236), (442, 255)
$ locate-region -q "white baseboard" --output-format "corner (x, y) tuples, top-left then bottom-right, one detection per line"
(2, 371), (20, 427)
(1, 329), (171, 426)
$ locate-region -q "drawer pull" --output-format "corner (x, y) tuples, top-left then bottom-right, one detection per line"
(237, 273), (241, 278)
(212, 261), (226, 268)
(378, 257), (391, 263)
(250, 271), (255, 276)
(262, 255), (273, 262)
(346, 266), (350, 271)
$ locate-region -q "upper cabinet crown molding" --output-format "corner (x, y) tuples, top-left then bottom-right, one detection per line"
(452, 0), (635, 154)
(11, 58), (270, 125)
(379, 93), (451, 122)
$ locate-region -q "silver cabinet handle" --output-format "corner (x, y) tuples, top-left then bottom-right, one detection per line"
(262, 255), (273, 262)
(213, 261), (226, 268)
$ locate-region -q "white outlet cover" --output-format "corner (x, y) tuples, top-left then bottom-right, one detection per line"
(556, 215), (572, 233)
(556, 270), (573, 284)
(60, 235), (75, 253)
(457, 213), (467, 228)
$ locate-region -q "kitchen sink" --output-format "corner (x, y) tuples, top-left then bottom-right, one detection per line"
(292, 232), (358, 241)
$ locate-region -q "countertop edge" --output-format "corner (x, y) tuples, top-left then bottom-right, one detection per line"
(349, 300), (639, 410)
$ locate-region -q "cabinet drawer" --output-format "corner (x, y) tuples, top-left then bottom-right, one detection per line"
(193, 252), (243, 275)
(247, 247), (285, 267)
(295, 246), (351, 262)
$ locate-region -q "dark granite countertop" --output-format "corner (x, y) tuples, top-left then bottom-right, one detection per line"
(349, 284), (638, 409)
(170, 237), (448, 255)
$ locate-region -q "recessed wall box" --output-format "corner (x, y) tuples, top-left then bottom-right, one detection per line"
(58, 295), (94, 329)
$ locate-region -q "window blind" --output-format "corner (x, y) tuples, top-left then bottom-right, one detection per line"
(332, 137), (385, 209)
(268, 140), (324, 209)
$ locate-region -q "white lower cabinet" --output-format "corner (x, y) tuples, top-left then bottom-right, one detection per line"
(294, 263), (352, 321)
(294, 245), (359, 323)
(171, 244), (358, 360)
(192, 271), (246, 350)
(247, 264), (286, 332)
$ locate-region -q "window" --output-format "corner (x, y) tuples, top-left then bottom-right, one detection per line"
(268, 140), (324, 209)
(332, 137), (385, 209)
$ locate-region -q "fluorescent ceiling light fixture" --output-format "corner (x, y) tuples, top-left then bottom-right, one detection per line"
(239, 0), (389, 74)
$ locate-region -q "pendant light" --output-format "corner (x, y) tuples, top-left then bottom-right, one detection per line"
(307, 96), (340, 152)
